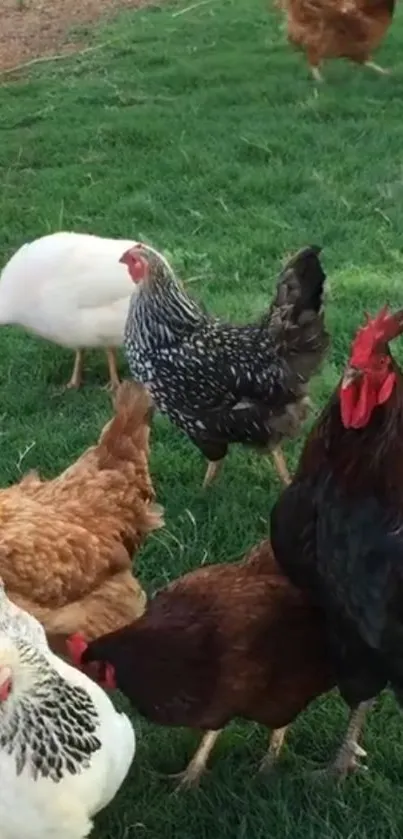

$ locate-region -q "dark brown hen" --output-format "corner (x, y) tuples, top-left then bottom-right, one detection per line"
(67, 540), (335, 789)
(122, 244), (329, 487)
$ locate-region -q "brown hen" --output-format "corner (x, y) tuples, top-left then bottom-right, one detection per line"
(0, 381), (164, 643)
(71, 539), (335, 789)
(278, 0), (395, 81)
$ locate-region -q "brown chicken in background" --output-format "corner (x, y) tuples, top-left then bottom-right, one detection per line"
(68, 539), (338, 789)
(277, 0), (395, 82)
(0, 381), (164, 644)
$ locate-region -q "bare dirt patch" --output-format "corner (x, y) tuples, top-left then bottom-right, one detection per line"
(0, 0), (158, 73)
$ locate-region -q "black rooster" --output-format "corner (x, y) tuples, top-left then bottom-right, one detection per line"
(271, 307), (403, 778)
(121, 244), (329, 487)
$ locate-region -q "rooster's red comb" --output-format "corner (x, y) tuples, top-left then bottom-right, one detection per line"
(350, 306), (403, 367)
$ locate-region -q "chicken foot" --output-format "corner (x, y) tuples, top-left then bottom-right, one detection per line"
(164, 725), (289, 790)
(163, 730), (222, 791)
(364, 60), (390, 76)
(329, 699), (373, 777)
(259, 726), (288, 773)
(203, 446), (291, 489)
(271, 446), (291, 486)
(309, 60), (390, 84)
(66, 349), (84, 389)
(66, 347), (120, 390)
(313, 699), (374, 780)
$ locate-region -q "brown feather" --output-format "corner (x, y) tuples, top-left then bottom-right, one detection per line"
(0, 381), (163, 639)
(82, 541), (334, 733)
(279, 0), (395, 67)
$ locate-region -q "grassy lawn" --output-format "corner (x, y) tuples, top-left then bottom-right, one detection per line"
(1, 0), (403, 836)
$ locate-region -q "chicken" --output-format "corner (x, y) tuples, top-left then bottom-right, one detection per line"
(0, 231), (145, 389)
(0, 587), (135, 839)
(0, 380), (164, 642)
(67, 539), (335, 790)
(0, 577), (49, 651)
(278, 0), (395, 82)
(270, 306), (403, 778)
(121, 243), (329, 488)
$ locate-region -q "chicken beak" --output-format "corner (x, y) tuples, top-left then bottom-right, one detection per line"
(119, 250), (131, 265)
(341, 366), (361, 389)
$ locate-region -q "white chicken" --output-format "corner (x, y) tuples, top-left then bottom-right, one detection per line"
(0, 582), (135, 839)
(0, 231), (143, 390)
(0, 578), (48, 651)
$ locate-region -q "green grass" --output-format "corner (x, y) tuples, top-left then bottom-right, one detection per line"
(1, 0), (403, 835)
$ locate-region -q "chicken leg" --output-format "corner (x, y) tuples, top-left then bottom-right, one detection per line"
(271, 446), (291, 486)
(364, 60), (390, 76)
(66, 348), (121, 391)
(203, 447), (291, 489)
(329, 699), (373, 777)
(307, 47), (324, 83)
(314, 699), (373, 780)
(66, 349), (84, 389)
(164, 730), (222, 791)
(311, 65), (324, 83)
(202, 459), (224, 489)
(105, 348), (121, 392)
(259, 726), (288, 773)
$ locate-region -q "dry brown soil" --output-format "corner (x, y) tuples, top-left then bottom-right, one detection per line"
(0, 0), (157, 73)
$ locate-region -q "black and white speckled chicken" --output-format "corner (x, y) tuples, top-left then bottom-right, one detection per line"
(121, 244), (329, 487)
(0, 584), (135, 839)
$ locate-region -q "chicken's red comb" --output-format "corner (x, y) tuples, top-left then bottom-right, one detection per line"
(350, 306), (403, 366)
(119, 243), (144, 263)
(66, 632), (88, 666)
(119, 245), (148, 282)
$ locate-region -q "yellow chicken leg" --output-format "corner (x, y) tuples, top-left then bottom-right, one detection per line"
(271, 446), (291, 486)
(259, 726), (289, 773)
(163, 730), (222, 791)
(66, 349), (84, 389)
(364, 60), (390, 76)
(202, 460), (224, 489)
(105, 348), (121, 392)
(311, 65), (324, 83)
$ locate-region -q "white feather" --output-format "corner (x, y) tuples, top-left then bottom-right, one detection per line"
(0, 579), (48, 652)
(0, 231), (146, 349)
(0, 592), (135, 839)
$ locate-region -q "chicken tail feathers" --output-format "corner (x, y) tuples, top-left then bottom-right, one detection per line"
(265, 245), (329, 380)
(272, 245), (325, 321)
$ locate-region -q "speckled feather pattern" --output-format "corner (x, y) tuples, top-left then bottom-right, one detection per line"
(124, 247), (329, 461)
(0, 640), (101, 782)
